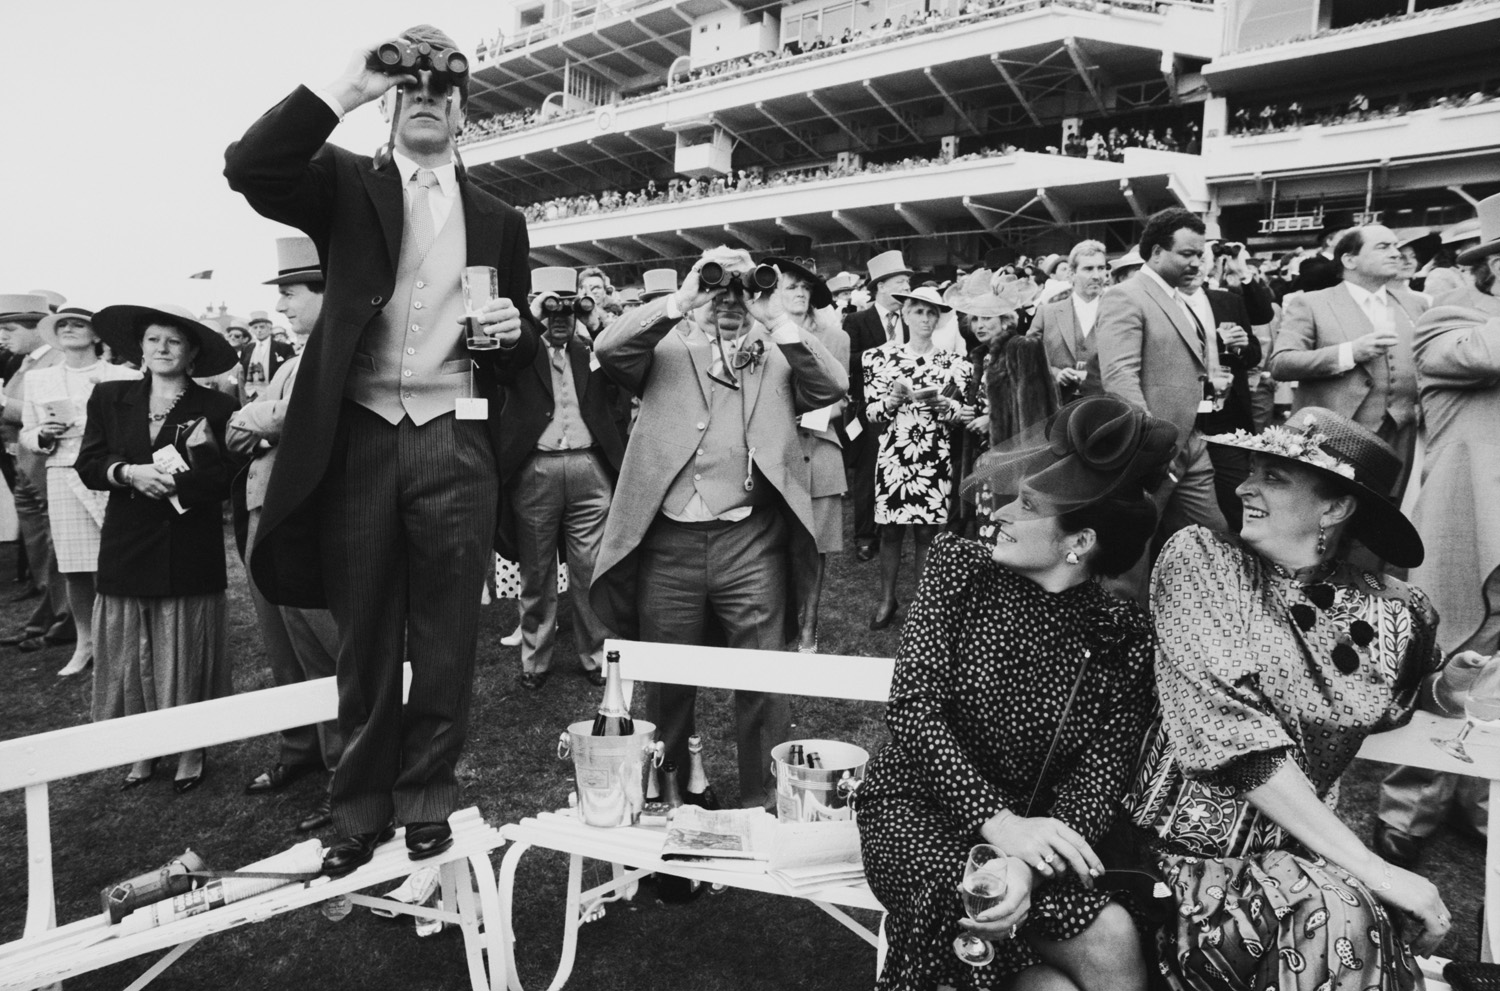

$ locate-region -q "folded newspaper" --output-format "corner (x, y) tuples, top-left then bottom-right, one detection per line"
(657, 808), (865, 892)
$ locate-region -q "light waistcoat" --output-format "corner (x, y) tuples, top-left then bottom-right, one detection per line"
(536, 347), (595, 451)
(662, 349), (769, 518)
(345, 198), (473, 424)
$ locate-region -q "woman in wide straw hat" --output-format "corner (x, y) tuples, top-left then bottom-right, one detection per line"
(20, 307), (140, 677)
(858, 395), (1176, 991)
(77, 304), (239, 792)
(1125, 407), (1490, 990)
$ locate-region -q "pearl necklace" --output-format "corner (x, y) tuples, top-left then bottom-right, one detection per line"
(149, 390), (185, 423)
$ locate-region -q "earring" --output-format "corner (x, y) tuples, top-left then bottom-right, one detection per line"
(1065, 551), (1081, 565)
(1315, 522), (1326, 558)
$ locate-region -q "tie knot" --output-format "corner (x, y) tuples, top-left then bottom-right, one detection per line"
(414, 169), (438, 190)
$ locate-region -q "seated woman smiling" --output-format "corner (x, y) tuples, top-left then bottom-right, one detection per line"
(857, 396), (1176, 991)
(1127, 407), (1492, 991)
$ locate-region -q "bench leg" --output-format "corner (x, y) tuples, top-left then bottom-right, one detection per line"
(119, 938), (202, 991)
(495, 840), (586, 991)
(1487, 778), (1499, 962)
(468, 850), (508, 991)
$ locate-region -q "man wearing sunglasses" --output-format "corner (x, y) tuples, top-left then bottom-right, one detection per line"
(588, 247), (847, 810)
(495, 268), (624, 692)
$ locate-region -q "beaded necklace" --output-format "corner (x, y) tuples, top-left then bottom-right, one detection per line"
(148, 389), (185, 423)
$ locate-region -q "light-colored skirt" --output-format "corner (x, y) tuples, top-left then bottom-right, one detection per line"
(47, 467), (108, 574)
(92, 592), (230, 723)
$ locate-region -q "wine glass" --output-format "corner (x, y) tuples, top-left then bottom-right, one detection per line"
(461, 265), (501, 351)
(1432, 658), (1500, 764)
(953, 843), (1007, 968)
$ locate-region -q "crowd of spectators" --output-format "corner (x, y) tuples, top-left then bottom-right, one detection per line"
(1233, 0), (1496, 53)
(457, 0), (1211, 148)
(1228, 86), (1499, 136)
(514, 120), (1196, 225)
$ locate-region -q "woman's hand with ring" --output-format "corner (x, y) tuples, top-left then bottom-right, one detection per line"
(981, 812), (1103, 888)
(958, 856), (1033, 939)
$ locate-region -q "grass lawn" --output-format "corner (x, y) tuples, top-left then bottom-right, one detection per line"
(0, 506), (1486, 989)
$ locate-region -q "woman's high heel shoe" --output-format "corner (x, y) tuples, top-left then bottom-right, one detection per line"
(121, 758), (159, 790)
(869, 600), (899, 631)
(57, 654), (93, 678)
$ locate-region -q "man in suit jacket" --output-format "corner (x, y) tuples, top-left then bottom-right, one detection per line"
(0, 294), (72, 649)
(496, 267), (625, 692)
(1096, 207), (1227, 594)
(1030, 239), (1109, 402)
(227, 237), (343, 834)
(224, 26), (540, 876)
(1269, 224), (1427, 502)
(1375, 197), (1500, 868)
(241, 310), (296, 401)
(590, 248), (846, 809)
(843, 250), (913, 561)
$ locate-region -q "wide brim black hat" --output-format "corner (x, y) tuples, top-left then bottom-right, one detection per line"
(1205, 408), (1424, 568)
(93, 304), (241, 377)
(763, 256), (832, 310)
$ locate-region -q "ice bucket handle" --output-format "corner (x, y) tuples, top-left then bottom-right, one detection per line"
(837, 773), (862, 811)
(557, 732), (571, 760)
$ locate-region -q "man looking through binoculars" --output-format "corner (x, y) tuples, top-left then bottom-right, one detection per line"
(225, 24), (539, 877)
(588, 248), (848, 809)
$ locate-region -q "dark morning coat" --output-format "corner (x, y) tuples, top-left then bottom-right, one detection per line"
(223, 84), (539, 608)
(75, 379), (238, 597)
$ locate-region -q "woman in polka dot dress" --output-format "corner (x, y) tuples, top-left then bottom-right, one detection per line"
(857, 397), (1176, 991)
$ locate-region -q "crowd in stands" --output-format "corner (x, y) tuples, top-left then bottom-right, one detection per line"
(457, 0), (1213, 148)
(1228, 85), (1500, 136)
(1061, 122), (1201, 159)
(1234, 0), (1497, 53)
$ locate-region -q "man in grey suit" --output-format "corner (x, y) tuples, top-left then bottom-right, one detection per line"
(1096, 208), (1227, 593)
(589, 248), (846, 809)
(228, 237), (342, 834)
(1031, 239), (1109, 402)
(1269, 224), (1427, 502)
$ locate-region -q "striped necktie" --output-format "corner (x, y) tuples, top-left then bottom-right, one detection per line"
(409, 169), (439, 258)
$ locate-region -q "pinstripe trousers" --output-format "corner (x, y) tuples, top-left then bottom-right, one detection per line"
(319, 402), (499, 834)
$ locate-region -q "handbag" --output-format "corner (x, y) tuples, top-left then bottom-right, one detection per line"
(1021, 647), (1176, 926)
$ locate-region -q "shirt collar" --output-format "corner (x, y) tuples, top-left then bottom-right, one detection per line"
(1343, 281), (1390, 307)
(1140, 264), (1179, 298)
(391, 149), (458, 198)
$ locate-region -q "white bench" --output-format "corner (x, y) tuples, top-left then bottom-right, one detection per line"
(498, 639), (1499, 990)
(0, 670), (509, 991)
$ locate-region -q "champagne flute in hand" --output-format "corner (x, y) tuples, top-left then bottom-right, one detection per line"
(954, 843), (1006, 967)
(1433, 657), (1500, 763)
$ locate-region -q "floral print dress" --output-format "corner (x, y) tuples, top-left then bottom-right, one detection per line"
(1126, 526), (1444, 991)
(863, 340), (970, 525)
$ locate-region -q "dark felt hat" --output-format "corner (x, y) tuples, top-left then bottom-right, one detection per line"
(763, 256), (832, 309)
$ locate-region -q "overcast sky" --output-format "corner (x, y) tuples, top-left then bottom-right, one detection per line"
(2, 1), (504, 322)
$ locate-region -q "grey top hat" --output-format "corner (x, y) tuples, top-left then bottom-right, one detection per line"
(1457, 193), (1500, 266)
(866, 250), (914, 287)
(532, 266), (579, 296)
(641, 268), (678, 300)
(264, 237), (324, 286)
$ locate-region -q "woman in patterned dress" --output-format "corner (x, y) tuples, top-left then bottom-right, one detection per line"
(858, 396), (1177, 991)
(862, 287), (971, 629)
(20, 308), (139, 677)
(1127, 407), (1481, 990)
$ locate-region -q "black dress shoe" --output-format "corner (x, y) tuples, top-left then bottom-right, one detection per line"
(121, 759), (159, 791)
(16, 636), (49, 653)
(405, 821), (454, 861)
(174, 764), (208, 795)
(8, 587), (40, 604)
(868, 600), (899, 631)
(297, 797), (334, 833)
(584, 668), (607, 688)
(855, 544), (877, 563)
(244, 761), (321, 794)
(322, 824), (396, 878)
(1372, 820), (1424, 870)
(518, 671), (549, 691)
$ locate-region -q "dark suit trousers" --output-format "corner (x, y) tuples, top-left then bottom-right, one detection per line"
(638, 508), (792, 809)
(12, 468), (68, 633)
(845, 426), (879, 547)
(319, 403), (498, 833)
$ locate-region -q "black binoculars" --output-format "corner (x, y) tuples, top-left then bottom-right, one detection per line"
(699, 261), (778, 295)
(1212, 240), (1245, 258)
(102, 848), (208, 923)
(541, 295), (596, 316)
(368, 39), (469, 88)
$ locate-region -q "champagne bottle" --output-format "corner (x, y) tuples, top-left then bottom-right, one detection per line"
(806, 752), (822, 769)
(655, 760), (705, 903)
(683, 735), (721, 811)
(788, 744), (806, 766)
(590, 650), (634, 736)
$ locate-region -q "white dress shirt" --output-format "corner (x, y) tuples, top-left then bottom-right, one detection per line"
(1336, 281), (1395, 372)
(1072, 294), (1100, 338)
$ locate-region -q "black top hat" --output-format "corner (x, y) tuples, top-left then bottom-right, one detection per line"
(92, 304), (241, 377)
(1206, 408), (1423, 568)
